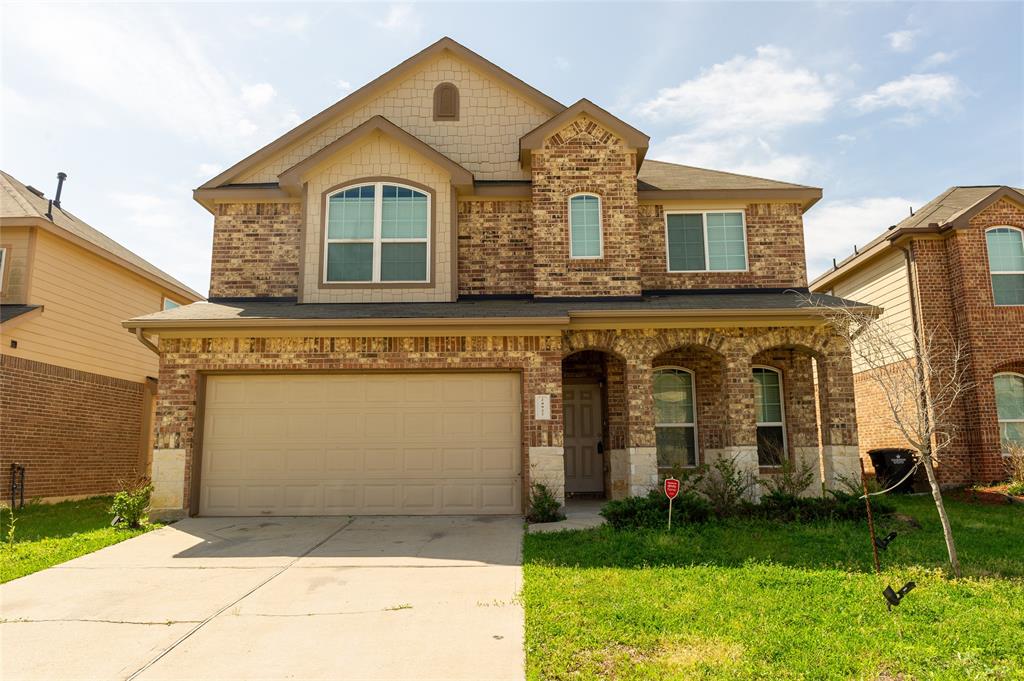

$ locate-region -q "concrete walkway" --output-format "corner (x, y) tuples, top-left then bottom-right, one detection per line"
(528, 499), (606, 533)
(0, 516), (525, 681)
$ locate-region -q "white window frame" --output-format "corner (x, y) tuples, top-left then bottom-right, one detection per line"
(753, 365), (787, 467)
(568, 193), (604, 260)
(162, 297), (180, 311)
(995, 371), (1024, 452)
(0, 246), (6, 292)
(663, 209), (750, 273)
(323, 181), (431, 284)
(985, 226), (1024, 307)
(653, 365), (699, 468)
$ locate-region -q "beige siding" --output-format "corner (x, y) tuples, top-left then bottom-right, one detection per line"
(832, 250), (914, 372)
(1, 230), (182, 382)
(1, 225), (32, 304)
(239, 54), (552, 183)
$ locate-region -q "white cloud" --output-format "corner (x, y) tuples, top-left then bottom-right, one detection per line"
(197, 163), (223, 178)
(836, 133), (856, 143)
(919, 51), (957, 69)
(555, 56), (571, 72)
(853, 73), (962, 114)
(336, 79), (353, 92)
(886, 29), (919, 52)
(375, 4), (419, 31)
(3, 4), (297, 153)
(636, 45), (836, 132)
(804, 197), (923, 278)
(639, 46), (835, 183)
(241, 83), (276, 108)
(247, 13), (309, 34)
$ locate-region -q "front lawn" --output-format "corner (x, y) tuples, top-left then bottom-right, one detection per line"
(1, 496), (159, 583)
(523, 495), (1024, 680)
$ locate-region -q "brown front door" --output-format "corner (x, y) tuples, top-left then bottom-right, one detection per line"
(563, 383), (604, 494)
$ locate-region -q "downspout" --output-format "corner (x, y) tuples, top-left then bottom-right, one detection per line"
(135, 327), (160, 355)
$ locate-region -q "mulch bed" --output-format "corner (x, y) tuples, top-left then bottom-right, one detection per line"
(950, 485), (1023, 505)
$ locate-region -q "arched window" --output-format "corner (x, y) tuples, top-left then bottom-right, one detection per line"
(569, 194), (602, 259)
(653, 367), (697, 470)
(995, 372), (1024, 450)
(324, 182), (430, 283)
(433, 82), (459, 121)
(753, 366), (787, 465)
(986, 227), (1024, 306)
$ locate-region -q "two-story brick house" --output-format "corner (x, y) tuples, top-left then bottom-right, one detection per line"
(812, 186), (1024, 486)
(126, 38), (869, 519)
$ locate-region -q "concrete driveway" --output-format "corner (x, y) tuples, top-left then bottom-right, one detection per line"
(1, 516), (524, 681)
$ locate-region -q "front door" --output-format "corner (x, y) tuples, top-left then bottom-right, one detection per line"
(563, 383), (604, 494)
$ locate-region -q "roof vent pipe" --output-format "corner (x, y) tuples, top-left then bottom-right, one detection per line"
(53, 172), (68, 208)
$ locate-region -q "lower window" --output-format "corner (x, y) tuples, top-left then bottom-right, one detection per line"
(654, 367), (697, 469)
(995, 372), (1024, 450)
(753, 367), (787, 466)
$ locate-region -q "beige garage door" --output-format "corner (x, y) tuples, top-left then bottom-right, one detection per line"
(199, 373), (521, 516)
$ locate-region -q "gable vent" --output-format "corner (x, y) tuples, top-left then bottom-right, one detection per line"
(433, 82), (459, 121)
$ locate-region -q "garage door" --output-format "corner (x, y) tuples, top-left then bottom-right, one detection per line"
(199, 373), (521, 516)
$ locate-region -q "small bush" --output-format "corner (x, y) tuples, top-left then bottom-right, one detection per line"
(600, 490), (711, 530)
(758, 491), (895, 522)
(760, 458), (817, 497)
(700, 456), (757, 516)
(1008, 481), (1024, 497)
(110, 478), (153, 529)
(1004, 443), (1024, 488)
(527, 483), (565, 523)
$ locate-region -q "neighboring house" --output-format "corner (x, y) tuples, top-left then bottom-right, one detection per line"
(125, 38), (868, 519)
(811, 186), (1024, 486)
(0, 170), (203, 502)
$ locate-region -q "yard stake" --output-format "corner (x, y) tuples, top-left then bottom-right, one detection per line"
(861, 459), (881, 574)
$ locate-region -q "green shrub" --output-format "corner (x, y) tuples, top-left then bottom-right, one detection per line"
(527, 483), (565, 523)
(1007, 480), (1024, 497)
(757, 491), (894, 522)
(700, 456), (757, 516)
(110, 479), (153, 529)
(600, 490), (711, 530)
(760, 458), (817, 497)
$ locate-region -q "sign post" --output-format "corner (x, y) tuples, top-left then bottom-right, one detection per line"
(664, 478), (680, 530)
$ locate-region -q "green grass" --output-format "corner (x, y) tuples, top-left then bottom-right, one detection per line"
(1, 496), (159, 583)
(523, 495), (1024, 680)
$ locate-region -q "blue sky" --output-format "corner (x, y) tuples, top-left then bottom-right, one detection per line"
(3, 1), (1021, 296)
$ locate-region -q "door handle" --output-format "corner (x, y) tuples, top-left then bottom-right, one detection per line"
(597, 440), (604, 455)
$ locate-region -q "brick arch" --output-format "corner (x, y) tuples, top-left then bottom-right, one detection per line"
(650, 329), (732, 361)
(545, 117), (624, 151)
(992, 357), (1024, 376)
(742, 326), (840, 360)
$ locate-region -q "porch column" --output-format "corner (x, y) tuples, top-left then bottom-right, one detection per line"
(528, 353), (566, 505)
(618, 355), (657, 497)
(819, 341), (861, 490)
(721, 350), (760, 500)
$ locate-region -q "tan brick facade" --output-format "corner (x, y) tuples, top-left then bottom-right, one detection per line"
(457, 199), (534, 296)
(209, 202), (302, 299)
(0, 355), (148, 500)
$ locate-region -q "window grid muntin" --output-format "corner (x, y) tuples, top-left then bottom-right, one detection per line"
(568, 194), (603, 259)
(995, 372), (1024, 450)
(654, 366), (698, 469)
(753, 366), (787, 466)
(664, 210), (749, 272)
(986, 227), (1024, 306)
(324, 182), (430, 284)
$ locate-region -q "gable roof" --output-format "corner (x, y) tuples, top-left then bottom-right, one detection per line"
(810, 185), (1024, 290)
(519, 98), (650, 167)
(637, 159), (822, 209)
(278, 116), (474, 193)
(0, 170), (203, 301)
(201, 37), (564, 191)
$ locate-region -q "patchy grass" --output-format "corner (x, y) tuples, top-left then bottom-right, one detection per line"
(523, 495), (1024, 680)
(1, 496), (159, 583)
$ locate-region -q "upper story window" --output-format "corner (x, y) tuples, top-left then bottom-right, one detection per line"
(753, 366), (786, 466)
(665, 211), (748, 272)
(433, 82), (459, 121)
(654, 367), (697, 469)
(995, 372), (1024, 450)
(569, 194), (602, 259)
(0, 247), (6, 292)
(986, 226), (1024, 306)
(324, 182), (430, 284)
(162, 298), (180, 311)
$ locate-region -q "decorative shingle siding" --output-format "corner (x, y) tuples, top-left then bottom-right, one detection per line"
(457, 199), (534, 295)
(639, 202), (808, 290)
(530, 116), (642, 298)
(209, 202), (302, 299)
(0, 355), (146, 499)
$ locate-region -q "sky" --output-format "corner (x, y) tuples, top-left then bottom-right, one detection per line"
(2, 1), (1022, 296)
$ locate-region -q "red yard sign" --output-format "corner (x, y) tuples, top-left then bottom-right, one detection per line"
(664, 478), (680, 500)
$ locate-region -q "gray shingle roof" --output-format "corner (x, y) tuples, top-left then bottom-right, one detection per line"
(0, 304), (41, 324)
(637, 160), (817, 192)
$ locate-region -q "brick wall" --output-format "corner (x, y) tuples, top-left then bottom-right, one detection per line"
(457, 200), (534, 295)
(0, 355), (146, 500)
(640, 202), (808, 290)
(209, 202), (302, 299)
(530, 116), (642, 298)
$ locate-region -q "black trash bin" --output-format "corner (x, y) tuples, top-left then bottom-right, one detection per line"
(868, 448), (917, 493)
